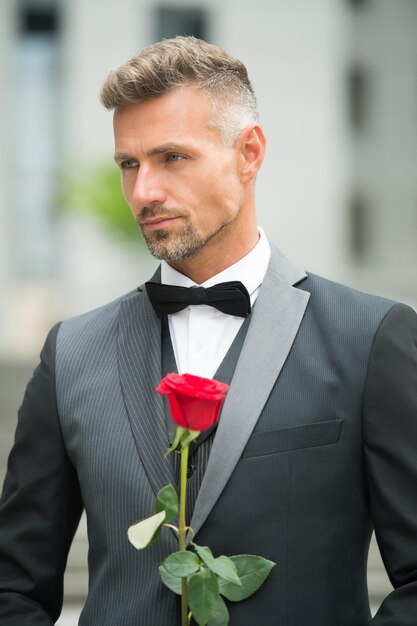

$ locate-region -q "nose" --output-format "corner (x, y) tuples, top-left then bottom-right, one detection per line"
(131, 163), (167, 210)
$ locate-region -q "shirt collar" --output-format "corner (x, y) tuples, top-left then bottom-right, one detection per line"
(161, 227), (271, 299)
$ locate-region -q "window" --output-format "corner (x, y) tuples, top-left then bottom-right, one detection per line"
(346, 0), (370, 10)
(20, 3), (59, 34)
(12, 1), (60, 279)
(347, 64), (370, 133)
(155, 7), (208, 41)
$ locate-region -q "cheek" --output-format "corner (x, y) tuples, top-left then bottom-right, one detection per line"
(209, 172), (243, 213)
(167, 160), (242, 216)
(197, 178), (240, 219)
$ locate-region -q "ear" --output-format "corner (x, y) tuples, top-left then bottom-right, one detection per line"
(238, 124), (266, 183)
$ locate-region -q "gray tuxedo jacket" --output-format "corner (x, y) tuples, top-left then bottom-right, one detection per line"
(1, 244), (417, 626)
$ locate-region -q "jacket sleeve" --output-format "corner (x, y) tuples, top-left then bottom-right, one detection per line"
(363, 303), (417, 624)
(0, 324), (83, 625)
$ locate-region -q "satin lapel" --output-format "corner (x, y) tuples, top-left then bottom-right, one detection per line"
(189, 246), (311, 538)
(118, 284), (177, 497)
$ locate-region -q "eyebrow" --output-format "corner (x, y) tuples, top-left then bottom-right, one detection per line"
(114, 152), (131, 161)
(114, 143), (188, 162)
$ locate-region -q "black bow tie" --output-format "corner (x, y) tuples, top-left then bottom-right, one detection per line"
(145, 280), (251, 318)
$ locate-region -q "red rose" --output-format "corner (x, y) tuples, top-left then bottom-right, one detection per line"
(156, 372), (229, 431)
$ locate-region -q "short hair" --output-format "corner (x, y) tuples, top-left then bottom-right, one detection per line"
(100, 36), (259, 146)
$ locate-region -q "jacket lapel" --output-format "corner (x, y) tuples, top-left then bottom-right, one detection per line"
(118, 273), (177, 498)
(189, 245), (310, 538)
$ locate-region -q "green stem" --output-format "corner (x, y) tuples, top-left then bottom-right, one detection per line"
(179, 442), (190, 626)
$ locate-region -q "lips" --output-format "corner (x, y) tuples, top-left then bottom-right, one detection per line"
(141, 216), (178, 230)
(140, 214), (181, 231)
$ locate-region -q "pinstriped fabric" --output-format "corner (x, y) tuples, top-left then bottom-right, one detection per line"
(186, 435), (213, 523)
(118, 289), (176, 495)
(56, 291), (180, 625)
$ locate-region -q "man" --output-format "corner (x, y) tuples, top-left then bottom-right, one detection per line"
(0, 36), (416, 626)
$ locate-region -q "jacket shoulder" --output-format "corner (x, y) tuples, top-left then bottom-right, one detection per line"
(55, 288), (140, 356)
(301, 272), (398, 312)
(298, 272), (416, 334)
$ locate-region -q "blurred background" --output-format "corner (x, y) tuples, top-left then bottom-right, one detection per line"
(0, 0), (416, 623)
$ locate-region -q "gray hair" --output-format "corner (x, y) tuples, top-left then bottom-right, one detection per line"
(100, 36), (259, 146)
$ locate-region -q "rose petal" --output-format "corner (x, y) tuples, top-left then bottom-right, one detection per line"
(156, 373), (229, 432)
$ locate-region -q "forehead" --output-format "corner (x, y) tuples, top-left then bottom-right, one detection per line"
(113, 86), (218, 148)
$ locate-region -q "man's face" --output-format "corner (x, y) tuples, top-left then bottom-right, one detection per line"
(113, 87), (246, 263)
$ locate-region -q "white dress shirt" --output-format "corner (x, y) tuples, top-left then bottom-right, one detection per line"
(160, 228), (271, 379)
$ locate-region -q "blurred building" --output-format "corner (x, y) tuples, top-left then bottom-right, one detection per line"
(1, 0), (416, 618)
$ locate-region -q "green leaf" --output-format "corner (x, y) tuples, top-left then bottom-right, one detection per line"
(127, 510), (166, 550)
(194, 545), (241, 587)
(207, 595), (229, 626)
(162, 551), (200, 577)
(155, 484), (178, 523)
(159, 564), (182, 595)
(218, 555), (275, 602)
(188, 567), (219, 626)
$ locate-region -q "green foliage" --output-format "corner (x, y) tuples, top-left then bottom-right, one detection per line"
(188, 568), (219, 626)
(159, 563), (182, 595)
(155, 484), (179, 523)
(194, 546), (241, 586)
(127, 511), (166, 550)
(158, 543), (276, 625)
(162, 551), (200, 577)
(218, 555), (276, 602)
(61, 161), (143, 243)
(207, 596), (229, 626)
(128, 485), (180, 551)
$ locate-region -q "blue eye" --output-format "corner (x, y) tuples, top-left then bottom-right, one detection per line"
(121, 159), (138, 169)
(167, 154), (185, 162)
